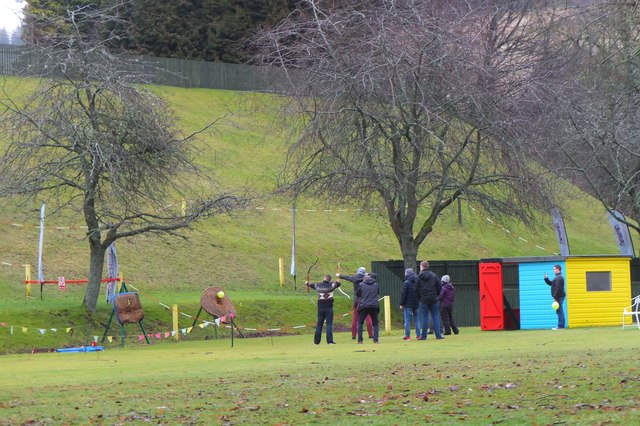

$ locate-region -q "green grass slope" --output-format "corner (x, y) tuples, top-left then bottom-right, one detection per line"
(0, 77), (622, 353)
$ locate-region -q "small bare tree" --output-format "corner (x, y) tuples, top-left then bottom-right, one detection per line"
(0, 4), (248, 311)
(252, 0), (558, 268)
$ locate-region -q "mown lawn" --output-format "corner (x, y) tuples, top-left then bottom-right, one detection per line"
(1, 326), (638, 425)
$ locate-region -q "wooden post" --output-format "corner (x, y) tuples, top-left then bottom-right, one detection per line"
(172, 304), (180, 341)
(384, 295), (391, 335)
(25, 264), (32, 298)
(279, 257), (284, 287)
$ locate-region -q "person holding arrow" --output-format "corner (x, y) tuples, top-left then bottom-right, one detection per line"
(306, 274), (342, 345)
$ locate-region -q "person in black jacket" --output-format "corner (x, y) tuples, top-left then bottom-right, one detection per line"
(417, 260), (444, 340)
(307, 274), (342, 344)
(337, 266), (373, 340)
(356, 273), (380, 344)
(544, 264), (566, 330)
(400, 268), (420, 340)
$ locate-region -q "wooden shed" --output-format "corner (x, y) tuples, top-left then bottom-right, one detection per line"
(479, 255), (632, 330)
(565, 256), (632, 327)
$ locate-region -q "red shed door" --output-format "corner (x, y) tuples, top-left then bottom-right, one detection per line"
(479, 262), (504, 330)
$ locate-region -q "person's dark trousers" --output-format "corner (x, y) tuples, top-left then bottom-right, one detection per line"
(357, 307), (379, 343)
(556, 297), (566, 329)
(315, 306), (334, 344)
(351, 299), (373, 339)
(420, 302), (443, 339)
(440, 305), (458, 335)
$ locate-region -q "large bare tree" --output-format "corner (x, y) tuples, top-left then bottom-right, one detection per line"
(0, 4), (248, 311)
(252, 0), (558, 268)
(538, 0), (640, 246)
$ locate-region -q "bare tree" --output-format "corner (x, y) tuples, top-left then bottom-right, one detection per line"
(252, 0), (558, 268)
(0, 4), (249, 311)
(539, 0), (640, 246)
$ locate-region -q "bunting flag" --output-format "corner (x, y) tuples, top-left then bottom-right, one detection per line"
(607, 210), (635, 256)
(550, 208), (571, 256)
(290, 204), (297, 289)
(106, 242), (118, 304)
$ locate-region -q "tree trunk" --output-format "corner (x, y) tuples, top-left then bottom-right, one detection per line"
(83, 239), (106, 312)
(399, 233), (419, 271)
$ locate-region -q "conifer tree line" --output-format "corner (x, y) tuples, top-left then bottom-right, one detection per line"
(20, 0), (303, 63)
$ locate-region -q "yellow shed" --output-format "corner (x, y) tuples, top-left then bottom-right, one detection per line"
(566, 255), (632, 327)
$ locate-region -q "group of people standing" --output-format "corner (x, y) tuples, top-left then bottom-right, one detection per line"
(399, 260), (459, 341)
(306, 266), (381, 344)
(306, 261), (459, 345)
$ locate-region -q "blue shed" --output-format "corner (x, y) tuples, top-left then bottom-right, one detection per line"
(516, 258), (567, 330)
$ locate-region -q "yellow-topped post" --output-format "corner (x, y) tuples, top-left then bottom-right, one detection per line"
(172, 304), (180, 341)
(25, 264), (32, 298)
(384, 295), (391, 335)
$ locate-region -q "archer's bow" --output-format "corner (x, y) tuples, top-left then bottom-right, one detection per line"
(335, 261), (351, 300)
(305, 257), (319, 306)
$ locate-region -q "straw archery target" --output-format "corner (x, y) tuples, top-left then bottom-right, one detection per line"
(114, 292), (144, 325)
(201, 286), (235, 320)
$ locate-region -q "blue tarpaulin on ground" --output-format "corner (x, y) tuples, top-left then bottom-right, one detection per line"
(56, 346), (104, 353)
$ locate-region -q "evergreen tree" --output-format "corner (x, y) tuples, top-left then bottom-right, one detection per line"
(22, 0), (297, 62)
(111, 0), (296, 63)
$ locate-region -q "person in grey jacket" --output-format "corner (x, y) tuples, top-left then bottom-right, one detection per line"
(338, 266), (373, 339)
(355, 273), (380, 344)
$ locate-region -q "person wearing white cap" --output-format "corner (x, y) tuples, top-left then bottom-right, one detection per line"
(337, 266), (373, 339)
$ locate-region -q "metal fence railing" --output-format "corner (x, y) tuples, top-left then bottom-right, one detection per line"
(0, 43), (290, 93)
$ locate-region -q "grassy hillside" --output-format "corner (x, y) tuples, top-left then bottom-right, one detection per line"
(0, 77), (623, 353)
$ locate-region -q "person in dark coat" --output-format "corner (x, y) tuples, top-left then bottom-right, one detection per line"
(356, 273), (380, 343)
(544, 264), (566, 330)
(417, 260), (444, 340)
(306, 274), (341, 345)
(400, 268), (420, 340)
(337, 266), (373, 339)
(438, 275), (459, 335)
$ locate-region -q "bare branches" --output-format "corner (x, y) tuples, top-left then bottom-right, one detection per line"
(252, 0), (558, 267)
(539, 0), (640, 239)
(0, 3), (249, 311)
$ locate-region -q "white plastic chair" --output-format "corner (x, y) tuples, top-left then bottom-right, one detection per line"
(622, 295), (640, 329)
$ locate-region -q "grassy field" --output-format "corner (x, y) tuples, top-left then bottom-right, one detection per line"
(0, 72), (637, 425)
(1, 326), (638, 425)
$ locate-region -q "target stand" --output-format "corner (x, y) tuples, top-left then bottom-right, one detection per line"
(192, 286), (244, 347)
(101, 282), (150, 347)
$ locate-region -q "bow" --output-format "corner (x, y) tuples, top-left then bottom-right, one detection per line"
(336, 261), (351, 300)
(305, 257), (319, 306)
